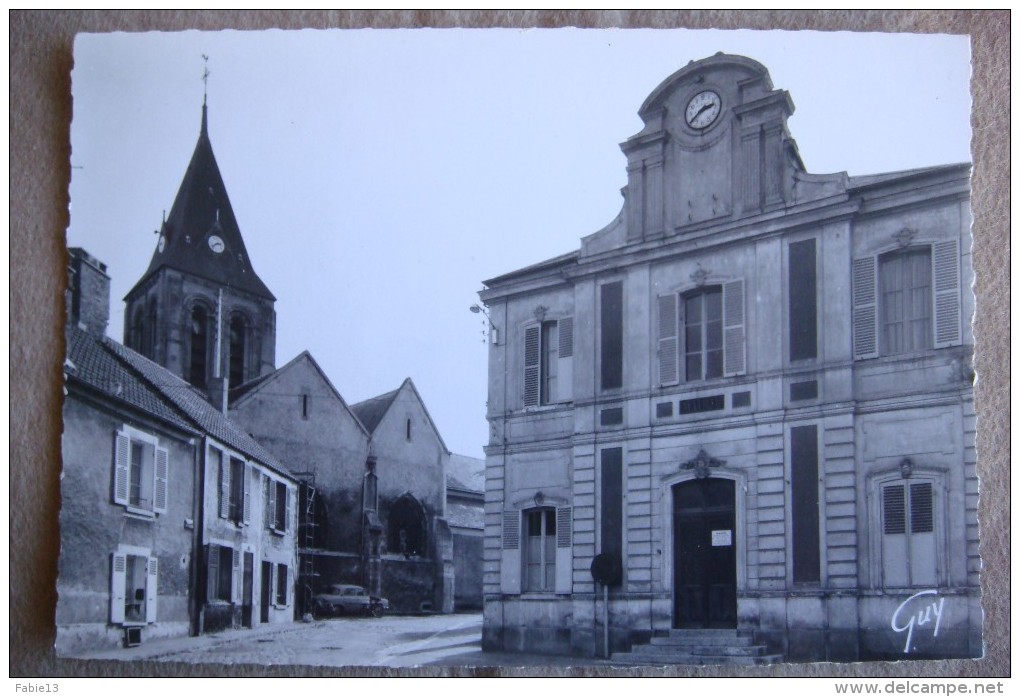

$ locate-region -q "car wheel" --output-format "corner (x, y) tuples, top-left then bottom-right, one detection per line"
(334, 604), (345, 617)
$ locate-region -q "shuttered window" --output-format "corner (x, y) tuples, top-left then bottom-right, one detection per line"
(205, 543), (235, 603)
(854, 242), (962, 359)
(524, 508), (557, 592)
(659, 281), (745, 385)
(523, 318), (574, 407)
(110, 548), (157, 624)
(113, 428), (168, 515)
(880, 479), (938, 587)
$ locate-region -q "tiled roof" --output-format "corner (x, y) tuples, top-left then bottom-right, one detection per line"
(65, 326), (196, 434)
(104, 338), (292, 477)
(445, 500), (484, 530)
(447, 453), (484, 494)
(350, 387), (401, 434)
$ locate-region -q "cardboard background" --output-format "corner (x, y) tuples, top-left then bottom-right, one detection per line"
(10, 10), (1010, 677)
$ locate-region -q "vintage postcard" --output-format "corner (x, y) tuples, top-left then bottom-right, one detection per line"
(57, 27), (979, 672)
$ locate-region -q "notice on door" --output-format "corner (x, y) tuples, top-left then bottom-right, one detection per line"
(711, 529), (733, 547)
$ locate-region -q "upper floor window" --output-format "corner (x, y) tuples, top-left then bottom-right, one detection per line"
(523, 317), (573, 408)
(853, 240), (961, 360)
(214, 448), (250, 526)
(113, 426), (168, 516)
(880, 248), (932, 355)
(658, 280), (745, 385)
(265, 477), (289, 532)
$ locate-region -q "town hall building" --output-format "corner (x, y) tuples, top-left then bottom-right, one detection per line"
(477, 54), (978, 663)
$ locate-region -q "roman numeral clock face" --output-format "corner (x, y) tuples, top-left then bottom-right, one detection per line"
(685, 90), (722, 130)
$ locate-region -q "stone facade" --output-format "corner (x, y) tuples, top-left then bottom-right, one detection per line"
(58, 252), (300, 653)
(478, 54), (978, 662)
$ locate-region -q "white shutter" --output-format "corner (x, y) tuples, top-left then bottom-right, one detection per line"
(723, 279), (746, 376)
(110, 553), (127, 623)
(557, 317), (574, 402)
(284, 485), (292, 533)
(500, 510), (521, 594)
(232, 547), (241, 603)
(523, 325), (540, 408)
(853, 257), (879, 359)
(113, 432), (130, 506)
(555, 506), (573, 594)
(146, 557), (159, 622)
(932, 240), (962, 348)
(267, 478), (277, 530)
(657, 294), (678, 384)
(242, 463), (252, 525)
(153, 446), (169, 514)
(217, 452), (230, 519)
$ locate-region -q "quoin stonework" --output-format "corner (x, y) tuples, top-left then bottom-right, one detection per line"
(477, 54), (978, 663)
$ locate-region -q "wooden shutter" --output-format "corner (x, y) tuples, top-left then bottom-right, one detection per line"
(110, 552), (127, 623)
(206, 544), (219, 602)
(853, 257), (879, 359)
(242, 463), (252, 525)
(523, 325), (540, 408)
(657, 295), (678, 385)
(555, 506), (573, 594)
(558, 317), (574, 401)
(283, 484), (291, 533)
(723, 279), (746, 376)
(145, 557), (158, 622)
(500, 510), (521, 594)
(881, 484), (908, 587)
(932, 240), (962, 348)
(113, 431), (130, 505)
(217, 451), (230, 519)
(153, 446), (169, 514)
(267, 478), (277, 530)
(232, 547), (241, 603)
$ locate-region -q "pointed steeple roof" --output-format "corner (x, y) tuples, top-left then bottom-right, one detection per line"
(127, 103), (275, 301)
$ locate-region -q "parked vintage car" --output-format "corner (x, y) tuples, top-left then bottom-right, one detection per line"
(313, 584), (389, 618)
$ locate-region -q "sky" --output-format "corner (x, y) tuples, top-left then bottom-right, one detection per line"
(67, 28), (972, 458)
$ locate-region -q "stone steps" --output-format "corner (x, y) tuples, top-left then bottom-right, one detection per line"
(611, 629), (782, 667)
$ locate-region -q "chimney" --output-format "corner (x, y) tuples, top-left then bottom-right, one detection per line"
(67, 248), (111, 338)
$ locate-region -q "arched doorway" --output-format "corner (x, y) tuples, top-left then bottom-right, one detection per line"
(387, 494), (427, 558)
(673, 477), (737, 628)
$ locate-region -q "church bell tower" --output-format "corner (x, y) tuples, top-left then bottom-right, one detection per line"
(123, 100), (276, 401)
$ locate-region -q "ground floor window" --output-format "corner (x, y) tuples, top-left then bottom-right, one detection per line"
(207, 543), (236, 602)
(110, 548), (157, 624)
(523, 508), (556, 592)
(874, 467), (942, 588)
(276, 564), (288, 606)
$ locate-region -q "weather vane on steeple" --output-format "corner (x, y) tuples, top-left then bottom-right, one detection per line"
(202, 54), (210, 105)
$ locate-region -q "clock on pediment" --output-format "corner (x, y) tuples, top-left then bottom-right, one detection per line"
(685, 89), (722, 130)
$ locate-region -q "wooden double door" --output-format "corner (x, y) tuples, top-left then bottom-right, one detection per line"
(672, 478), (737, 629)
